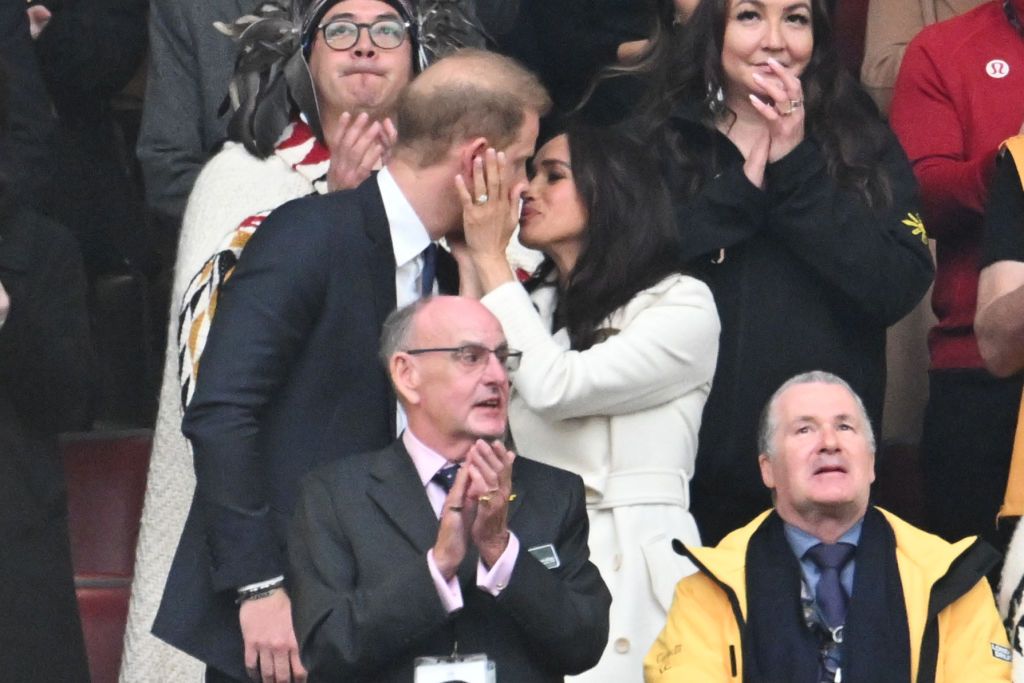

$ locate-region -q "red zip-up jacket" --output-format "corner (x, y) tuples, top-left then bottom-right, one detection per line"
(891, 0), (1024, 369)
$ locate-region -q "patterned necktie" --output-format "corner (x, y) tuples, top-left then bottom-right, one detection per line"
(420, 243), (438, 297)
(431, 462), (460, 493)
(806, 542), (856, 630)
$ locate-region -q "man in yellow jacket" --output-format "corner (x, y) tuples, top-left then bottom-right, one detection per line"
(645, 371), (1011, 682)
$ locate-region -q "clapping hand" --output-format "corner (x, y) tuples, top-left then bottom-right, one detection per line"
(326, 112), (397, 192)
(464, 440), (515, 568)
(748, 57), (806, 163)
(431, 440), (516, 577)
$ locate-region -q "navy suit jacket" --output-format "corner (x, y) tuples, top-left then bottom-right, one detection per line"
(154, 176), (457, 678)
(289, 440), (612, 682)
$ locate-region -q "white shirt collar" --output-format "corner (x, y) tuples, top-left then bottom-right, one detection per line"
(377, 166), (431, 268)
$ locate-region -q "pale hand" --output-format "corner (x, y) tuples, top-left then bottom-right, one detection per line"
(239, 589), (307, 683)
(455, 148), (524, 292)
(741, 127), (770, 189)
(748, 57), (806, 163)
(456, 148), (523, 260)
(326, 112), (396, 192)
(0, 280), (9, 324)
(432, 463), (475, 580)
(26, 5), (51, 39)
(465, 440), (514, 567)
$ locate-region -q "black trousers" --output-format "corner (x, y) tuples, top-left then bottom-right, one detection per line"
(922, 369), (1022, 551)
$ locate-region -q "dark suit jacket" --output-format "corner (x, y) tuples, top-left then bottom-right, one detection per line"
(288, 440), (612, 682)
(136, 0), (258, 221)
(153, 177), (457, 679)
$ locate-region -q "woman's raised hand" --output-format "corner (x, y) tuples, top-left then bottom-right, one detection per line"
(455, 147), (524, 261)
(454, 148), (527, 294)
(748, 57), (806, 163)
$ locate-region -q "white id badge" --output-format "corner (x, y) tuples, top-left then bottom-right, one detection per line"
(413, 654), (495, 683)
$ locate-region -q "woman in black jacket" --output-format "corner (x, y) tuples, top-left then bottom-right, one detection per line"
(645, 0), (934, 543)
(0, 58), (95, 681)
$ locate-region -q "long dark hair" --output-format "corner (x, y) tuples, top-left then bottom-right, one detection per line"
(643, 0), (893, 208)
(526, 123), (683, 351)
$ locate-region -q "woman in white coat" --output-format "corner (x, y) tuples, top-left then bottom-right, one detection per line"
(456, 123), (720, 681)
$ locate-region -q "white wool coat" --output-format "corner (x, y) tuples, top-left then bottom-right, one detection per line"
(481, 273), (720, 682)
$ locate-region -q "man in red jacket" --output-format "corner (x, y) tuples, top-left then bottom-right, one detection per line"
(890, 0), (1024, 552)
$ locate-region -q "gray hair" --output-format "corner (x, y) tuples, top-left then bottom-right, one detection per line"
(757, 371), (876, 457)
(378, 298), (432, 368)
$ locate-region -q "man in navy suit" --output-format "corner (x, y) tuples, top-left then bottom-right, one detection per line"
(288, 296), (611, 682)
(154, 49), (550, 682)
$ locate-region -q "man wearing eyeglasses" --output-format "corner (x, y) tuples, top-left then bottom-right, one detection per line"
(303, 0), (415, 191)
(287, 296), (611, 682)
(154, 49), (550, 683)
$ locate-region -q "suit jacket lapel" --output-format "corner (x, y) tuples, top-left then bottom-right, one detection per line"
(368, 441), (438, 555)
(358, 174), (397, 329)
(358, 175), (398, 430)
(507, 466), (525, 525)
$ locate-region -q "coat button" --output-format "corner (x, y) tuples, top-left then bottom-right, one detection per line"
(614, 638), (630, 654)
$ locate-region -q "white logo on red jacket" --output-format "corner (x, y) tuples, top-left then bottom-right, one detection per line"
(987, 60), (1011, 78)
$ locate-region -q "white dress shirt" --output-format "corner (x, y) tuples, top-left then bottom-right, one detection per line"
(378, 166), (436, 436)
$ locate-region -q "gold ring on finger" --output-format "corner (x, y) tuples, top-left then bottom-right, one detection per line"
(478, 494), (492, 503)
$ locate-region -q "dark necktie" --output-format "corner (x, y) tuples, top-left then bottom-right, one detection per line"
(431, 462), (460, 493)
(806, 542), (856, 630)
(420, 243), (438, 297)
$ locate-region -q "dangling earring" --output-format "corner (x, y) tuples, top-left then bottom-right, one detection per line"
(706, 82), (725, 116)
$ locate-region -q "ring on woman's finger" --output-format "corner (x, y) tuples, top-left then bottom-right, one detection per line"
(474, 193), (489, 205)
(478, 494), (492, 503)
(790, 99), (804, 109)
(448, 504), (464, 512)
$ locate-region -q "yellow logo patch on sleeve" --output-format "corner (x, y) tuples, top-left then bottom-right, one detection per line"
(901, 212), (928, 245)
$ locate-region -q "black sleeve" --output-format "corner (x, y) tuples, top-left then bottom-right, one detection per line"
(0, 214), (95, 433)
(763, 132), (935, 326)
(980, 149), (1024, 268)
(675, 163), (771, 264)
(0, 2), (56, 202)
(34, 0), (148, 102)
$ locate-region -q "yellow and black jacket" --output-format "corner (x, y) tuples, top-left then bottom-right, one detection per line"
(645, 508), (1011, 682)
